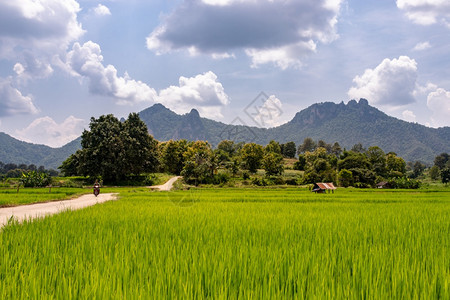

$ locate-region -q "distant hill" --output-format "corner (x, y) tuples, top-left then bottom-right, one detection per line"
(138, 99), (450, 163)
(0, 133), (80, 170)
(1, 99), (449, 168)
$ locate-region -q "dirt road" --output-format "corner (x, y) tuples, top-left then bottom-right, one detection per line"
(149, 176), (182, 191)
(0, 193), (117, 227)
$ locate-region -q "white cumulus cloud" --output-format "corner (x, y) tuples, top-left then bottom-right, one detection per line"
(15, 116), (86, 148)
(402, 110), (417, 122)
(397, 0), (450, 27)
(348, 56), (418, 108)
(93, 4), (111, 16)
(146, 0), (342, 69)
(427, 88), (450, 127)
(0, 0), (84, 80)
(158, 71), (230, 119)
(413, 41), (431, 51)
(0, 77), (39, 117)
(66, 41), (158, 105)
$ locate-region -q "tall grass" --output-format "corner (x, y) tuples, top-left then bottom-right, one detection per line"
(0, 187), (89, 207)
(0, 188), (449, 298)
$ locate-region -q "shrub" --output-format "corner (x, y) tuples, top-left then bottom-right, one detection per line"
(20, 171), (51, 187)
(144, 174), (158, 186)
(388, 177), (421, 189)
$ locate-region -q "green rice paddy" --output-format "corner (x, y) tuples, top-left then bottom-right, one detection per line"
(0, 187), (89, 207)
(1, 188), (449, 298)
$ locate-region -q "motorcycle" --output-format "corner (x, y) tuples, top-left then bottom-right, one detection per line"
(93, 183), (100, 197)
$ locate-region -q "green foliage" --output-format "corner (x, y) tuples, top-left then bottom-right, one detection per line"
(181, 141), (215, 185)
(241, 143), (264, 173)
(264, 140), (282, 154)
(349, 168), (377, 187)
(386, 153), (406, 175)
(20, 171), (51, 188)
(338, 169), (353, 187)
(434, 153), (449, 169)
(144, 174), (158, 186)
(60, 114), (159, 184)
(160, 140), (188, 175)
(441, 168), (450, 184)
(281, 141), (296, 158)
(387, 177), (421, 189)
(262, 152), (284, 176)
(338, 152), (370, 170)
(297, 137), (317, 154)
(411, 161), (426, 179)
(293, 154), (306, 171)
(429, 166), (440, 180)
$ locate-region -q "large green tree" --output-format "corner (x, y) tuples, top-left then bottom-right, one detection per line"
(367, 146), (386, 177)
(122, 113), (159, 175)
(181, 141), (215, 184)
(160, 140), (188, 175)
(297, 137), (317, 154)
(263, 152), (284, 176)
(282, 141), (296, 158)
(241, 143), (264, 173)
(61, 114), (158, 183)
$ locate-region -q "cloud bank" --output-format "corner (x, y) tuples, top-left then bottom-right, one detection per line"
(65, 42), (231, 117)
(427, 88), (450, 127)
(348, 56), (418, 108)
(0, 0), (84, 80)
(15, 116), (86, 148)
(397, 0), (450, 27)
(0, 78), (39, 117)
(66, 41), (158, 105)
(159, 71), (230, 118)
(147, 0), (342, 69)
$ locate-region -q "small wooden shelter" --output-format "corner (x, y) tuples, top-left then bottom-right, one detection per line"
(312, 182), (336, 193)
(376, 181), (390, 189)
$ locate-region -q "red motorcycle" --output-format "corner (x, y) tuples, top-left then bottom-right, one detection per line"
(93, 183), (100, 197)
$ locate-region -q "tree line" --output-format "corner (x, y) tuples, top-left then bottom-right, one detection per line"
(0, 162), (58, 179)
(59, 114), (448, 187)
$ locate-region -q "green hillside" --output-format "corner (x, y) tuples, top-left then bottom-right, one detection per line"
(1, 99), (448, 167)
(138, 99), (449, 163)
(0, 133), (80, 169)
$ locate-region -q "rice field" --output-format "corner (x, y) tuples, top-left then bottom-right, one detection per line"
(1, 188), (449, 298)
(0, 187), (89, 207)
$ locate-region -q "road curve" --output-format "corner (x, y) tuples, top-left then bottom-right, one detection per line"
(149, 176), (182, 191)
(0, 193), (118, 228)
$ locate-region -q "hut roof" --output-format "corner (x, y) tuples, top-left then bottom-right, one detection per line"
(314, 182), (336, 190)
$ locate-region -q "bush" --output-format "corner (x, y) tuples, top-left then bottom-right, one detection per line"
(211, 173), (230, 185)
(267, 176), (285, 185)
(251, 177), (268, 186)
(242, 172), (250, 180)
(285, 177), (300, 185)
(144, 174), (158, 186)
(20, 171), (51, 187)
(388, 177), (421, 189)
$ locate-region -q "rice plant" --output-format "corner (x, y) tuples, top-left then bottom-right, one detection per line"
(0, 188), (449, 298)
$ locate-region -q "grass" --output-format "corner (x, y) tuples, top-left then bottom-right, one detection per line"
(0, 187), (90, 207)
(0, 188), (449, 298)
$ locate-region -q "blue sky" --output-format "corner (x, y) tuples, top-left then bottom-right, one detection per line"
(0, 0), (449, 147)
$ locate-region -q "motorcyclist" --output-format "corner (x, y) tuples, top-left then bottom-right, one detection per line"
(93, 180), (100, 197)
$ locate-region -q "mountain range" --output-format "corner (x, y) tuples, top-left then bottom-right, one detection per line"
(1, 99), (449, 168)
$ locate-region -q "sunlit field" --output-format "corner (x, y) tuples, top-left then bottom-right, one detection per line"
(0, 187), (89, 207)
(1, 188), (449, 298)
